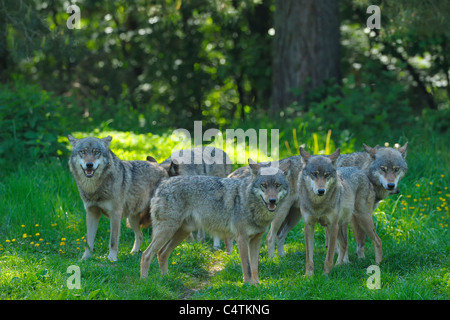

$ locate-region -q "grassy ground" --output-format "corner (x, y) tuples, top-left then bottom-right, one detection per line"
(0, 130), (449, 300)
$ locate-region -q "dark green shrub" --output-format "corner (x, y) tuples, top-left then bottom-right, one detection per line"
(0, 82), (71, 169)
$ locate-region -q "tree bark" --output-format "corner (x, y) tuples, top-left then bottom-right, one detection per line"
(271, 0), (341, 114)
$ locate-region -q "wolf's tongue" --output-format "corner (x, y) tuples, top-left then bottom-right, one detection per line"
(268, 203), (276, 210)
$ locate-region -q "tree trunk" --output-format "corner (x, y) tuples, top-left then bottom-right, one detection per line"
(271, 0), (341, 114)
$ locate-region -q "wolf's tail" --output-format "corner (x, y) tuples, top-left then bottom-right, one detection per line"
(139, 211), (152, 229)
(126, 211), (152, 229)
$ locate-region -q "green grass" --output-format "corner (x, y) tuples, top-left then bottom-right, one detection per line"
(0, 130), (449, 300)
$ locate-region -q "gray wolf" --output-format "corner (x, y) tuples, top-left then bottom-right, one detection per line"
(149, 146), (233, 252)
(337, 143), (407, 259)
(228, 155), (303, 258)
(298, 147), (382, 276)
(159, 146), (232, 177)
(337, 142), (408, 202)
(140, 159), (291, 285)
(68, 135), (168, 261)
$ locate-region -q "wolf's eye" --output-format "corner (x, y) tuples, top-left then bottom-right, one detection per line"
(261, 183), (268, 189)
(93, 150), (101, 156)
(311, 171), (318, 177)
(323, 172), (329, 178)
(393, 166), (400, 172)
(79, 150), (87, 155)
(380, 166), (387, 172)
(275, 183), (281, 188)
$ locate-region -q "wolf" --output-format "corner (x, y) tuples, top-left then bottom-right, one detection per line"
(228, 155), (303, 258)
(140, 159), (291, 285)
(159, 146), (232, 177)
(148, 146), (233, 252)
(298, 147), (382, 276)
(337, 143), (408, 203)
(337, 143), (408, 258)
(68, 135), (168, 261)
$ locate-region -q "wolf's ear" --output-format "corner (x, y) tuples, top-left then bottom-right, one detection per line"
(280, 160), (291, 176)
(363, 144), (377, 159)
(67, 135), (78, 147)
(146, 156), (158, 163)
(398, 142), (408, 159)
(248, 158), (260, 176)
(328, 148), (340, 165)
(168, 159), (180, 176)
(102, 135), (113, 148)
(299, 147), (311, 162)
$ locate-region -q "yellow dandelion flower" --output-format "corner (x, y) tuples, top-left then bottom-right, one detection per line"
(35, 243), (39, 247)
(22, 233), (27, 239)
(11, 239), (15, 242)
(35, 233), (40, 236)
(39, 238), (43, 241)
(5, 239), (10, 243)
(441, 174), (445, 178)
(35, 224), (39, 227)
(406, 195), (412, 198)
(61, 237), (66, 241)
(429, 182), (433, 185)
(21, 224), (25, 228)
(60, 242), (66, 246)
(30, 242), (34, 245)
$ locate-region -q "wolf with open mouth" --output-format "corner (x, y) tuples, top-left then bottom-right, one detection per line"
(68, 135), (168, 262)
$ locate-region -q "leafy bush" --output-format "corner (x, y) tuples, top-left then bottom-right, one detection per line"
(0, 82), (71, 169)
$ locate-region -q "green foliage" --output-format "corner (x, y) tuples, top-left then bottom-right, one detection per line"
(0, 82), (71, 169)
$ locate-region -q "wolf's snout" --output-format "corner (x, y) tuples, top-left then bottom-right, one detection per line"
(86, 162), (94, 169)
(269, 198), (277, 204)
(317, 188), (325, 196)
(387, 183), (395, 190)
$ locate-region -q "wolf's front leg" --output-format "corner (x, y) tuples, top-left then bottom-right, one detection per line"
(127, 214), (143, 254)
(304, 222), (315, 276)
(324, 222), (338, 275)
(82, 206), (101, 260)
(236, 231), (252, 284)
(248, 232), (264, 285)
(108, 212), (122, 262)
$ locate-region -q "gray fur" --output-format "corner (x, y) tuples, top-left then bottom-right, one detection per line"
(337, 143), (408, 202)
(160, 146), (232, 177)
(152, 146), (233, 252)
(299, 148), (382, 276)
(140, 160), (291, 285)
(228, 155), (304, 258)
(68, 135), (168, 261)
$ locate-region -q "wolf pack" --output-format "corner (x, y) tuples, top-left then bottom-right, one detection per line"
(67, 134), (408, 285)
